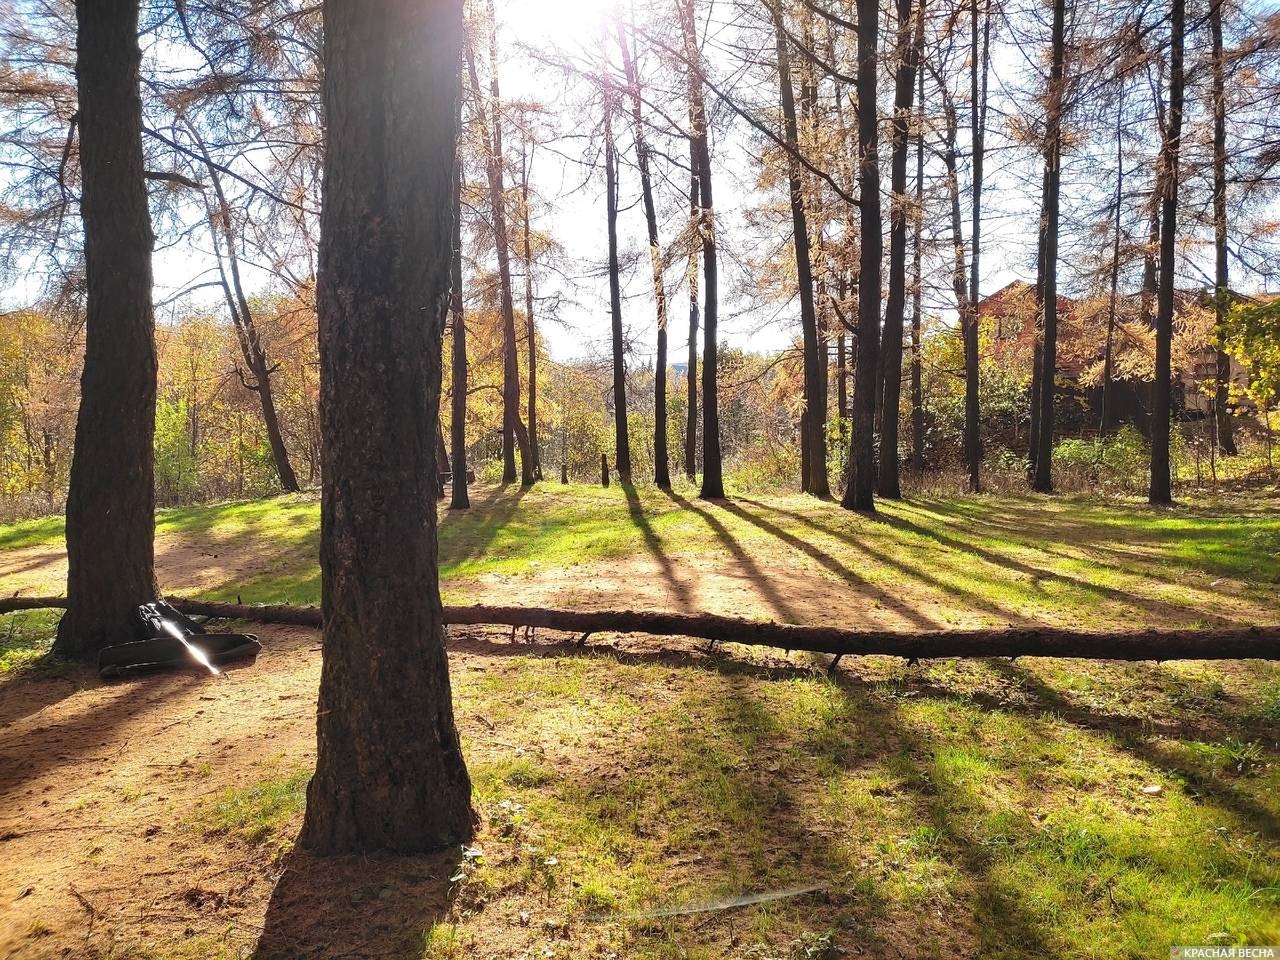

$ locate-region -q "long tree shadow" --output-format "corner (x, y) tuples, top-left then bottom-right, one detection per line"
(981, 659), (1280, 842)
(716, 499), (939, 630)
(620, 481), (695, 612)
(666, 492), (802, 622)
(440, 483), (532, 571)
(736, 498), (1025, 623)
(254, 846), (461, 959)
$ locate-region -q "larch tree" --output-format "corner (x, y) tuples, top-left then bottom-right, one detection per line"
(843, 0), (881, 512)
(877, 0), (922, 499)
(1032, 0), (1066, 494)
(300, 0), (473, 853)
(451, 164), (471, 510)
(770, 1), (828, 497)
(616, 17), (672, 488)
(1209, 0), (1237, 456)
(603, 82), (632, 479)
(679, 0), (724, 500)
(54, 0), (159, 660)
(1150, 0), (1184, 506)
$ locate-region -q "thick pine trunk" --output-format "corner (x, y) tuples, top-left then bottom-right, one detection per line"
(771, 5), (828, 497)
(1150, 0), (1183, 506)
(54, 0), (159, 660)
(603, 96), (632, 479)
(877, 0), (921, 499)
(617, 21), (671, 489)
(450, 167), (470, 510)
(842, 0), (881, 512)
(679, 0), (723, 499)
(1210, 3), (1236, 457)
(301, 0), (473, 855)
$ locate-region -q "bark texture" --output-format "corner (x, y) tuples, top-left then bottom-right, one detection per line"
(301, 0), (473, 855)
(54, 0), (159, 660)
(450, 167), (470, 510)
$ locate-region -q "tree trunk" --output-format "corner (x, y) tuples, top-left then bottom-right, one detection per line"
(1150, 0), (1183, 506)
(193, 132), (300, 496)
(1210, 1), (1236, 457)
(679, 0), (723, 499)
(616, 20), (671, 489)
(843, 0), (881, 512)
(300, 0), (473, 855)
(877, 0), (921, 499)
(54, 0), (159, 661)
(685, 163), (700, 482)
(520, 144), (543, 481)
(910, 47), (926, 473)
(1101, 89), (1123, 436)
(450, 167), (470, 510)
(603, 93), (632, 479)
(1032, 0), (1066, 494)
(466, 24), (533, 487)
(771, 4), (829, 498)
(38, 597), (1280, 665)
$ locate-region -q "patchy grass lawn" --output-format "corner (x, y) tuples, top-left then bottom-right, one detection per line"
(1, 484), (1278, 957)
(190, 648), (1280, 959)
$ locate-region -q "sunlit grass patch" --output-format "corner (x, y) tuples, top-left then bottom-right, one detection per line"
(201, 767), (309, 849)
(0, 609), (60, 673)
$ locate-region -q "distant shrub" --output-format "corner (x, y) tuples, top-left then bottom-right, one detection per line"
(1052, 425), (1149, 492)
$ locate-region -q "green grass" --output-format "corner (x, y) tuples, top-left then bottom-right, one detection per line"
(195, 652), (1280, 958)
(201, 767), (309, 849)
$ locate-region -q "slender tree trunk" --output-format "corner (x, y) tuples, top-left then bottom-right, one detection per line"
(910, 39), (926, 473)
(679, 0), (723, 499)
(603, 92), (632, 479)
(617, 20), (671, 488)
(1210, 1), (1236, 456)
(771, 3), (828, 497)
(450, 167), (470, 510)
(877, 0), (921, 499)
(54, 0), (158, 660)
(1101, 91), (1124, 436)
(1032, 0), (1066, 494)
(1150, 0), (1184, 506)
(968, 0), (989, 342)
(685, 163), (700, 482)
(301, 0), (473, 855)
(466, 24), (532, 486)
(842, 0), (881, 511)
(520, 144), (542, 480)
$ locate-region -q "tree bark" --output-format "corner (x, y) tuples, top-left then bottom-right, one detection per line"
(603, 92), (632, 480)
(54, 0), (159, 660)
(1032, 0), (1066, 494)
(617, 20), (671, 489)
(1210, 0), (1237, 457)
(450, 166), (470, 510)
(1150, 0), (1184, 506)
(771, 3), (829, 497)
(301, 0), (473, 855)
(678, 0), (723, 499)
(842, 0), (881, 512)
(877, 0), (921, 499)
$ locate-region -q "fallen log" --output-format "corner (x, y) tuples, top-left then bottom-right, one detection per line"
(5, 595), (1279, 662)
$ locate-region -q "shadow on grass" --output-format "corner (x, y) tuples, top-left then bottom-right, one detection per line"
(254, 846), (461, 959)
(620, 481), (694, 613)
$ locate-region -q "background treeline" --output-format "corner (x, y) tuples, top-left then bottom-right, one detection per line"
(0, 0), (1277, 519)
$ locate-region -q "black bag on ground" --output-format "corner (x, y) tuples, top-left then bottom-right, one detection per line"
(97, 600), (262, 679)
